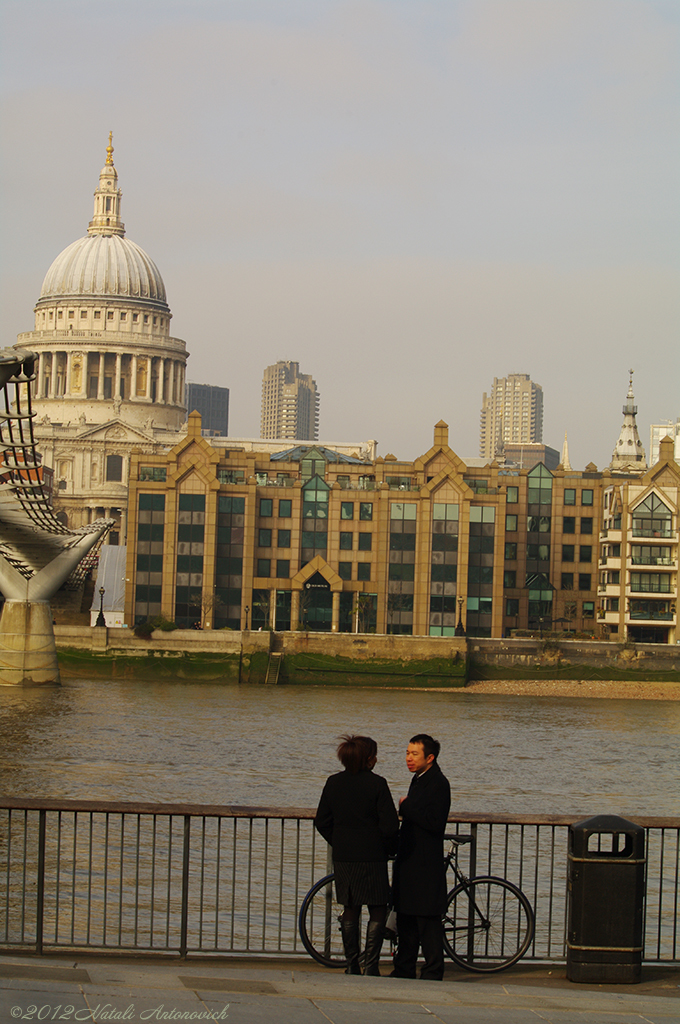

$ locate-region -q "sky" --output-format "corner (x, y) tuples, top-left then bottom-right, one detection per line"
(1, 0), (678, 468)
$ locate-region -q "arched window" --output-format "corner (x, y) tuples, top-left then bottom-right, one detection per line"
(527, 464), (553, 505)
(631, 494), (672, 538)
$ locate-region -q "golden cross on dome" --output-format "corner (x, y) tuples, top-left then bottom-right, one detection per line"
(106, 132), (114, 165)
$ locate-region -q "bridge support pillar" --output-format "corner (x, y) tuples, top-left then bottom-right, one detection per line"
(0, 600), (60, 686)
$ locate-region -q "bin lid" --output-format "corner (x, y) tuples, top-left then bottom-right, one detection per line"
(570, 815), (645, 835)
(569, 814), (645, 860)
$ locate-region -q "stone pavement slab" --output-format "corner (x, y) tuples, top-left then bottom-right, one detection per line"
(0, 955), (677, 1024)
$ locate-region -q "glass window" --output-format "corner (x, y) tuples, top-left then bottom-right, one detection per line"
(562, 544), (575, 562)
(561, 573), (573, 589)
(506, 486), (518, 503)
(338, 562), (352, 580)
(256, 558), (270, 577)
(341, 502), (354, 520)
(217, 468), (245, 484)
(390, 502), (417, 520)
(279, 499), (292, 518)
(562, 517), (576, 534)
(564, 488), (576, 505)
(506, 598), (519, 616)
(582, 601), (595, 617)
(106, 454), (123, 482)
(276, 560), (289, 578)
(580, 517), (593, 534)
(504, 570), (516, 588)
(259, 498), (273, 517)
(360, 502), (373, 520)
(579, 546), (592, 562)
(527, 543), (550, 560)
(258, 529), (272, 547)
(506, 514), (517, 531)
(178, 494), (205, 512)
(277, 529), (291, 548)
(581, 490), (593, 506)
(357, 563), (371, 581)
(139, 466), (167, 482)
(139, 493), (165, 512)
(527, 464), (553, 505)
(505, 542), (517, 560)
(578, 573), (591, 590)
(470, 506), (495, 523)
(389, 563), (415, 581)
(433, 503), (459, 520)
(358, 532), (372, 551)
(631, 493), (672, 538)
(218, 495), (245, 514)
(339, 531), (353, 550)
(528, 515), (551, 533)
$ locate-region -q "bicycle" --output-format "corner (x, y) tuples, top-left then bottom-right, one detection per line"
(298, 832), (535, 973)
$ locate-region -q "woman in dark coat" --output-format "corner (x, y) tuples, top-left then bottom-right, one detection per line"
(315, 735), (399, 975)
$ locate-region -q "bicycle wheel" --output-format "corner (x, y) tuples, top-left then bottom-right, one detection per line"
(298, 874), (351, 968)
(443, 876), (534, 973)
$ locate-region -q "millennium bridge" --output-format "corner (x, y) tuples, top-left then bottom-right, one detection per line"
(0, 345), (111, 685)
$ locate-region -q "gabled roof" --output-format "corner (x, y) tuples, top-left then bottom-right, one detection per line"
(270, 445), (367, 464)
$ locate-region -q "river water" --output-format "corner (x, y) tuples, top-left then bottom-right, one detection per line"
(1, 679), (678, 818)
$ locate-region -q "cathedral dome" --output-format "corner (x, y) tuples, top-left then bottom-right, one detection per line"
(35, 134), (169, 314)
(38, 233), (168, 310)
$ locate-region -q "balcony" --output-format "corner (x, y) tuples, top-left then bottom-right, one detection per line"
(630, 556), (675, 566)
(632, 527), (674, 539)
(627, 600), (675, 621)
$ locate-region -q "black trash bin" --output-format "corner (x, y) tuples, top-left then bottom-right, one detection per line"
(567, 814), (645, 983)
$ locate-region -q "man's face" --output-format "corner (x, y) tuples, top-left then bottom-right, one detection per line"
(406, 742), (434, 774)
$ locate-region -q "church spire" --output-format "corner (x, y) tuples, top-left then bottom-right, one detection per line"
(561, 432), (572, 471)
(88, 132), (125, 237)
(609, 370), (647, 472)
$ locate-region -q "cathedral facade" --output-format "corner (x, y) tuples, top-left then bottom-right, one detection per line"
(16, 137), (188, 543)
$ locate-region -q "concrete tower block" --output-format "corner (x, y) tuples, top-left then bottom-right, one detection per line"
(0, 601), (60, 686)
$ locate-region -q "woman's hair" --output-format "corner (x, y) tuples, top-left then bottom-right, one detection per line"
(336, 734), (377, 774)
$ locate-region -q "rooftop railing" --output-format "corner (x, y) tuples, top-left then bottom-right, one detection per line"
(1, 800), (678, 964)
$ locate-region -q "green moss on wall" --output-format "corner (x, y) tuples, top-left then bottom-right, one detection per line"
(58, 648), (242, 681)
(468, 661), (680, 682)
(279, 652), (467, 687)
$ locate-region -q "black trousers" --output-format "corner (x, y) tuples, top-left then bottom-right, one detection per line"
(392, 912), (444, 980)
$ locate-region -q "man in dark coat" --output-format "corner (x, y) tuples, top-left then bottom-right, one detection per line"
(391, 733), (451, 980)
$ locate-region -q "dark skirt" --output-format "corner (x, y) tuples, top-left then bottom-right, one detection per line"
(334, 860), (391, 907)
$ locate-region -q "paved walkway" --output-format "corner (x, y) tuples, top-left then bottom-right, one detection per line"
(0, 955), (679, 1024)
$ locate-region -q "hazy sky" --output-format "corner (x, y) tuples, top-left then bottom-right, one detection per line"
(1, 0), (678, 468)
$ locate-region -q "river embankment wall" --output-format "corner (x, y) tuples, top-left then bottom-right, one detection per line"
(52, 628), (680, 684)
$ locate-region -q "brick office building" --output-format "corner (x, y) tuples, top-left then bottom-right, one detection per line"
(124, 415), (674, 640)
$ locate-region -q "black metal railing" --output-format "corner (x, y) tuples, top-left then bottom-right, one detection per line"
(1, 800), (678, 964)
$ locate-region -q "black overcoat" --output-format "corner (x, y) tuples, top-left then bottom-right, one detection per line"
(314, 770), (399, 863)
(392, 762), (451, 916)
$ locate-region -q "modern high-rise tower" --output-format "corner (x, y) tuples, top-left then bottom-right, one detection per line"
(186, 382), (229, 436)
(260, 361), (319, 440)
(479, 373), (544, 460)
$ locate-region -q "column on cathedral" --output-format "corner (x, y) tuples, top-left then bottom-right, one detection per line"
(97, 352), (105, 400)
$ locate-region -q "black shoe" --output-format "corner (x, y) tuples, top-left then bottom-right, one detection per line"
(363, 921), (384, 977)
(340, 919), (362, 975)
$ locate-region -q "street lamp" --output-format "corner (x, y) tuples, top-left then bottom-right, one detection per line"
(244, 605), (250, 631)
(455, 595), (466, 637)
(95, 586), (106, 628)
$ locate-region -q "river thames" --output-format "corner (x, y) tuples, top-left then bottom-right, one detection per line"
(1, 679), (678, 817)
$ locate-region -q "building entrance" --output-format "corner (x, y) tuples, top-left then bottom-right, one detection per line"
(628, 625), (669, 644)
(301, 572), (332, 631)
